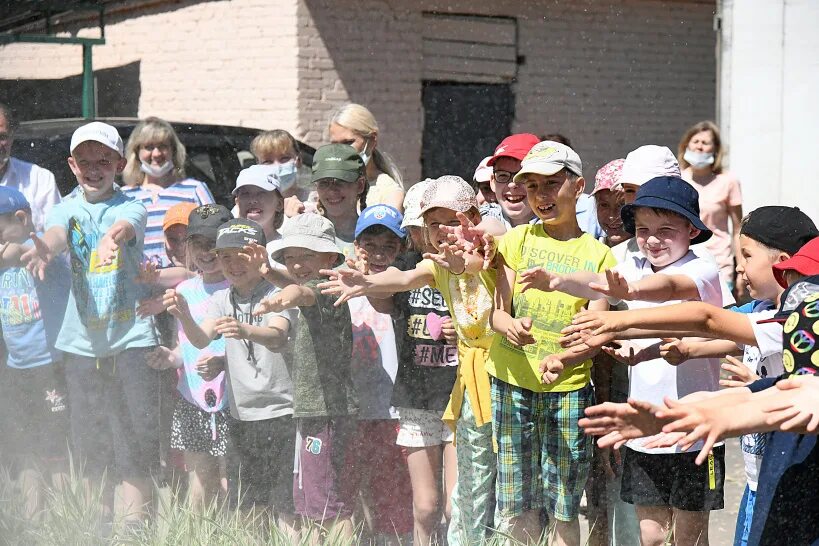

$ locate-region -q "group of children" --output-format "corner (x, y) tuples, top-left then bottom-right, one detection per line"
(0, 117), (817, 546)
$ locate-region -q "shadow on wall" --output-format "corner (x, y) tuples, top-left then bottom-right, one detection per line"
(301, 0), (423, 182)
(0, 61), (141, 121)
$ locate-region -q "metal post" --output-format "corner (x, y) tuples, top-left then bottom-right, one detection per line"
(81, 42), (95, 119)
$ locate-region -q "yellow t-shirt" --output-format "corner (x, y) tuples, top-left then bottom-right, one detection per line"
(488, 225), (617, 392)
(421, 260), (496, 350)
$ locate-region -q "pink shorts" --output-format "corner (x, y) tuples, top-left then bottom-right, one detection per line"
(344, 420), (414, 535)
(293, 417), (356, 522)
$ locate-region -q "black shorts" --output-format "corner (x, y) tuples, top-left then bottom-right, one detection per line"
(0, 362), (70, 467)
(229, 415), (296, 513)
(620, 445), (725, 511)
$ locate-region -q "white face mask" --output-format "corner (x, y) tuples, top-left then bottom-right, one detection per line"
(683, 149), (714, 170)
(273, 160), (298, 192)
(359, 140), (371, 167)
(140, 160), (174, 178)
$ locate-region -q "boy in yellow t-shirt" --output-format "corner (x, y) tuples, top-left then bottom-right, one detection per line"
(489, 141), (616, 545)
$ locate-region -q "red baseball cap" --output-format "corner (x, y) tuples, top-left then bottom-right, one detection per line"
(486, 133), (540, 166)
(773, 236), (819, 288)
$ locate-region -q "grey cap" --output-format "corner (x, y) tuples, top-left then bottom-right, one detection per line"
(269, 213), (345, 267)
(513, 140), (583, 184)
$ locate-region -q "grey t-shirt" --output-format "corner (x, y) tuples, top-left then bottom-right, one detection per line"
(205, 281), (295, 421)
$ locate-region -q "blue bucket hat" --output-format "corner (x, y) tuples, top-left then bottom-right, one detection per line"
(621, 176), (712, 245)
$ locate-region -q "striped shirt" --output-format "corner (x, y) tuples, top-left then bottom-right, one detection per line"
(122, 178), (215, 268)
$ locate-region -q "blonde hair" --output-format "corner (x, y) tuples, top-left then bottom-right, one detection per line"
(250, 129), (300, 162)
(123, 117), (187, 186)
(329, 103), (404, 187)
(678, 120), (724, 174)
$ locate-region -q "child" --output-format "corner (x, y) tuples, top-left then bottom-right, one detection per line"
(384, 180), (460, 546)
(473, 156), (495, 205)
(249, 129), (316, 216)
(162, 201), (198, 267)
(478, 133), (540, 228)
(150, 204), (233, 508)
(343, 204), (413, 541)
(22, 121), (160, 523)
(233, 164), (287, 251)
(319, 176), (503, 545)
(261, 212), (357, 542)
(163, 218), (297, 535)
(0, 187), (71, 518)
(487, 141), (615, 545)
(578, 272), (819, 546)
(312, 143), (368, 260)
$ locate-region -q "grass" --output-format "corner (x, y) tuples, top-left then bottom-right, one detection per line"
(0, 461), (562, 546)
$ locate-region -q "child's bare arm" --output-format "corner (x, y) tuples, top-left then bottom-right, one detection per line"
(214, 314), (290, 351)
(625, 273), (702, 302)
(21, 226), (68, 279)
(518, 268), (605, 300)
(163, 289), (217, 348)
(491, 256), (535, 346)
(569, 302), (758, 346)
(660, 338), (742, 366)
(256, 284), (317, 314)
(761, 375), (819, 434)
(318, 264), (433, 305)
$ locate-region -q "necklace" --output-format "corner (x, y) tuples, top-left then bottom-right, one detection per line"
(229, 286), (257, 366)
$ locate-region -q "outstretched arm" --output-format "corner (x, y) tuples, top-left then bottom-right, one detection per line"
(318, 263), (434, 305)
(163, 289), (217, 349)
(491, 255), (535, 346)
(21, 227), (68, 280)
(568, 302), (758, 346)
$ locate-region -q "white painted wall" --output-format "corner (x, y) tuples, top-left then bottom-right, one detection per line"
(720, 0), (819, 224)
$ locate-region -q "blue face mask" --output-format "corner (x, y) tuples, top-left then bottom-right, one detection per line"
(272, 161), (298, 192)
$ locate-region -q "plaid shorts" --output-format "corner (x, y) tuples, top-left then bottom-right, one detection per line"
(491, 379), (594, 521)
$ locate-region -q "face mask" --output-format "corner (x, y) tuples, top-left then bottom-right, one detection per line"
(683, 149), (714, 170)
(273, 161), (298, 192)
(140, 160), (174, 178)
(359, 140), (371, 167)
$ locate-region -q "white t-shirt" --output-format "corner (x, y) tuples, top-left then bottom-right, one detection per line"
(611, 237), (734, 304)
(348, 295), (399, 419)
(615, 250), (730, 454)
(1, 157), (61, 231)
(740, 303), (785, 490)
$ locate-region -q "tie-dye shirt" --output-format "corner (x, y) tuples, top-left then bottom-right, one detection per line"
(122, 178), (214, 268)
(175, 275), (230, 412)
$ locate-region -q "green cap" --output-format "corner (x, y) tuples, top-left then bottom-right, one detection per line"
(311, 143), (364, 183)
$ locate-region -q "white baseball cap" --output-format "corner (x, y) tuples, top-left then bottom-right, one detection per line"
(620, 145), (680, 187)
(473, 156), (493, 183)
(513, 140), (583, 184)
(70, 121), (124, 156)
(232, 164), (281, 194)
(401, 179), (433, 228)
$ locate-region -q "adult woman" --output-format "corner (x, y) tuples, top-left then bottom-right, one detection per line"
(122, 117), (215, 268)
(328, 103), (405, 211)
(678, 120), (743, 292)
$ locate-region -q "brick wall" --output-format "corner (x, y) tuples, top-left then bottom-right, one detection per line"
(0, 0), (301, 131)
(0, 0), (716, 184)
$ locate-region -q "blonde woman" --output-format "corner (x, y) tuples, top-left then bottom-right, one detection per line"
(678, 120), (743, 294)
(122, 117), (215, 268)
(328, 103), (405, 211)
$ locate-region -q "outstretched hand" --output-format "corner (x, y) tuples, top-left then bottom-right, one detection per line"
(588, 269), (636, 301)
(97, 224), (128, 266)
(579, 398), (666, 449)
(423, 242), (466, 274)
(20, 232), (54, 281)
(163, 288), (190, 319)
(518, 267), (557, 293)
(438, 211), (497, 270)
(719, 355), (758, 388)
(761, 375), (819, 432)
(317, 268), (368, 306)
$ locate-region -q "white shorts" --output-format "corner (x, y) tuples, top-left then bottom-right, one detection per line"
(396, 407), (454, 447)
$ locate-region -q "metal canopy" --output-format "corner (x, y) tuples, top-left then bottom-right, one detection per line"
(0, 1), (113, 119)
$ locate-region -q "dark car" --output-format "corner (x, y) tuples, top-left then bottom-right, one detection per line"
(10, 118), (315, 208)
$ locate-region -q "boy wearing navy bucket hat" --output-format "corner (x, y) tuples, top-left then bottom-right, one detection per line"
(531, 175), (732, 546)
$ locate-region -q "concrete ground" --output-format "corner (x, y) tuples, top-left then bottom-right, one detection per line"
(580, 437), (745, 544)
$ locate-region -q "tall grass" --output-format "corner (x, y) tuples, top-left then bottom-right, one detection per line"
(0, 462), (562, 545)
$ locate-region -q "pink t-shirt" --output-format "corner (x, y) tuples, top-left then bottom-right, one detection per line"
(682, 169), (742, 282)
